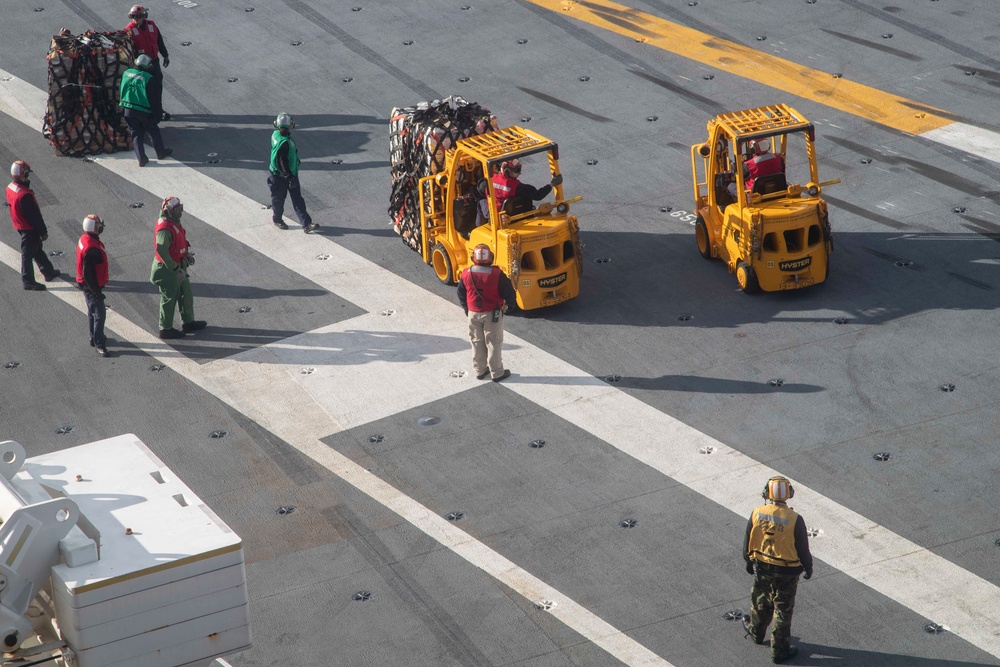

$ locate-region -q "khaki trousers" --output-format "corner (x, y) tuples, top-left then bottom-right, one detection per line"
(468, 310), (504, 378)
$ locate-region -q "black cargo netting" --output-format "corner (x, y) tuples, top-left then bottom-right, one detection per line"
(43, 30), (134, 156)
(388, 96), (498, 251)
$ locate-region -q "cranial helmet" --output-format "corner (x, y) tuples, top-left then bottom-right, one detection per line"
(135, 54), (153, 70)
(763, 476), (794, 503)
(749, 138), (771, 155)
(500, 158), (521, 177)
(129, 5), (148, 19)
(274, 113), (295, 130)
(82, 214), (104, 234)
(161, 195), (183, 220)
(10, 160), (30, 182)
(472, 244), (494, 266)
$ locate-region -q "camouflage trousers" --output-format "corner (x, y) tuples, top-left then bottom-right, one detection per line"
(748, 567), (799, 655)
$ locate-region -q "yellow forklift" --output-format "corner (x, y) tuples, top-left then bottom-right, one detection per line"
(691, 104), (838, 293)
(418, 126), (583, 310)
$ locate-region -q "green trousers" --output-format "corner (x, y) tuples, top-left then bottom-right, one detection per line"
(150, 263), (194, 330)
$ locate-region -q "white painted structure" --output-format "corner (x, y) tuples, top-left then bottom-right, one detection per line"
(0, 435), (250, 667)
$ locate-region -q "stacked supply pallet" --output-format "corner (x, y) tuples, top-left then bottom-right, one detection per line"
(43, 29), (133, 156)
(389, 95), (497, 250)
(22, 435), (251, 667)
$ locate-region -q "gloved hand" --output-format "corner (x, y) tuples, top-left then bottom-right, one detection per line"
(186, 251), (195, 266)
(288, 176), (299, 190)
(96, 292), (106, 302)
(746, 562), (755, 575)
(463, 309), (469, 316)
(175, 268), (186, 282)
(803, 571), (812, 580)
(550, 173), (563, 187)
(162, 56), (170, 67)
(41, 234), (48, 241)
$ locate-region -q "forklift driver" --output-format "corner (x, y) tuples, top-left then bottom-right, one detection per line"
(492, 158), (562, 215)
(743, 139), (785, 192)
(727, 139), (785, 198)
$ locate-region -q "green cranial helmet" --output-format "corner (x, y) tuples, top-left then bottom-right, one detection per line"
(135, 54), (153, 70)
(274, 113), (295, 130)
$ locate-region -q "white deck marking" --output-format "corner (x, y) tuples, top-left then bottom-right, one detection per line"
(4, 69), (1000, 661)
(921, 122), (1000, 165)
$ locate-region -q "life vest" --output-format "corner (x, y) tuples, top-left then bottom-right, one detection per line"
(462, 265), (503, 312)
(747, 503), (801, 568)
(76, 233), (109, 287)
(5, 182), (37, 231)
(745, 153), (784, 191)
(119, 68), (152, 113)
(270, 131), (300, 176)
(127, 20), (161, 59)
(154, 218), (189, 265)
(491, 173), (519, 212)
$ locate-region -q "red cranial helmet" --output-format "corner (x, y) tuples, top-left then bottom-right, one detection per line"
(472, 244), (494, 266)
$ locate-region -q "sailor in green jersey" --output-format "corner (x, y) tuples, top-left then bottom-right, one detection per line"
(268, 113), (319, 233)
(119, 54), (172, 167)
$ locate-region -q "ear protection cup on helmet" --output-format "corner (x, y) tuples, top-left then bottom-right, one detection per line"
(10, 160), (30, 180)
(500, 158), (521, 178)
(82, 214), (104, 234)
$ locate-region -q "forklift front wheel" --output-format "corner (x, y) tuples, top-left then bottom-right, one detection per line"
(431, 243), (455, 285)
(736, 261), (760, 294)
(695, 217), (713, 259)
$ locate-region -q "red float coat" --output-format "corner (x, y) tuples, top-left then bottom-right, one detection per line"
(154, 218), (189, 266)
(745, 153), (784, 191)
(491, 173), (519, 212)
(126, 20), (162, 59)
(461, 265), (504, 312)
(76, 233), (109, 288)
(5, 182), (45, 233)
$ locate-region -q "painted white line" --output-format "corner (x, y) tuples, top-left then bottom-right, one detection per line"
(922, 122), (1000, 165)
(4, 69), (1000, 660)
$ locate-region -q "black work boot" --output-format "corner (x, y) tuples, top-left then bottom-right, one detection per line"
(159, 328), (185, 339)
(772, 645), (798, 664)
(182, 320), (207, 333)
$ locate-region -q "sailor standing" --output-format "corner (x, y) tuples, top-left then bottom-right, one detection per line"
(149, 196), (206, 339)
(268, 113), (319, 233)
(76, 215), (111, 357)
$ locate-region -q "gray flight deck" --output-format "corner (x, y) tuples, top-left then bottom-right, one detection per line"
(2, 1), (1000, 666)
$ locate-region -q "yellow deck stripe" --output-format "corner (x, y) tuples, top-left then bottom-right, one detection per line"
(528, 0), (951, 135)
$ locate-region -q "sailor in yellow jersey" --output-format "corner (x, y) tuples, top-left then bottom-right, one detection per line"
(743, 476), (814, 664)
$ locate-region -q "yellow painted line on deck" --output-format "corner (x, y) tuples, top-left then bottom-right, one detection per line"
(527, 0), (952, 135)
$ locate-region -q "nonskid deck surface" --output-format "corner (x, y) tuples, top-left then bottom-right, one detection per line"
(1, 2), (999, 666)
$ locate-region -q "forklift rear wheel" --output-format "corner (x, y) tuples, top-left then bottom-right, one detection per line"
(695, 217), (713, 259)
(736, 261), (760, 294)
(431, 243), (455, 285)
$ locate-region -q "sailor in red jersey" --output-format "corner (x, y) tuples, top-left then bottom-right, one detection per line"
(76, 215), (111, 357)
(125, 5), (172, 121)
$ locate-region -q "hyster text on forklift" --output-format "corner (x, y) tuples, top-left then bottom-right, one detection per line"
(691, 104), (839, 293)
(419, 126), (583, 310)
